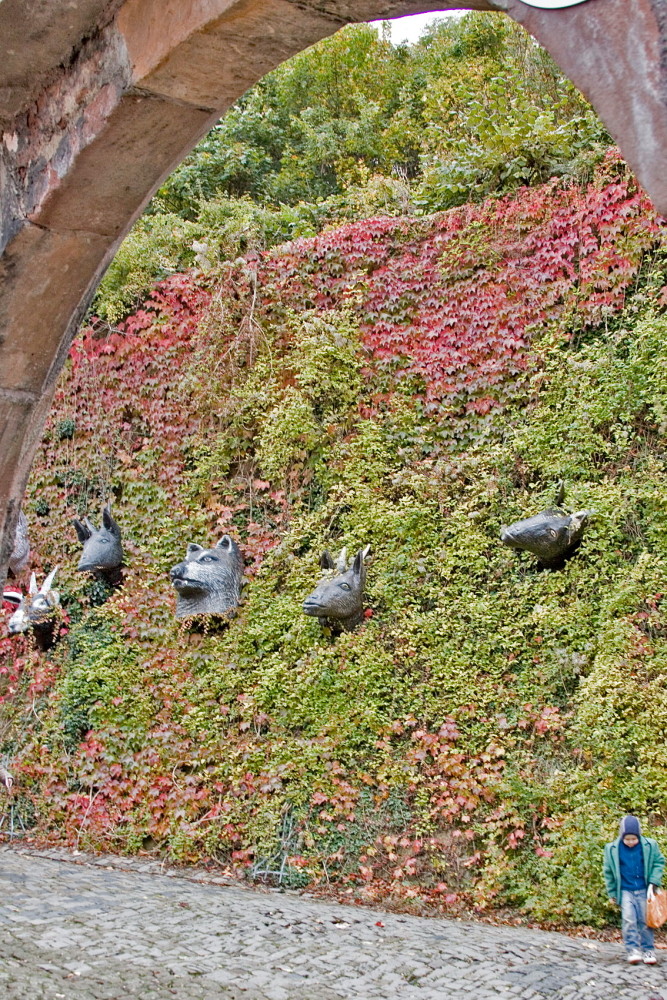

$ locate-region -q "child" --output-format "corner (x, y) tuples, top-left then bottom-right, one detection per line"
(603, 814), (665, 964)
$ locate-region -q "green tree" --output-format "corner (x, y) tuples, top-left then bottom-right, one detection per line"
(158, 14), (610, 218)
(95, 13), (612, 320)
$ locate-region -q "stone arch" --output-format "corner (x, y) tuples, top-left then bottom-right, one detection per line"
(1, 0), (666, 576)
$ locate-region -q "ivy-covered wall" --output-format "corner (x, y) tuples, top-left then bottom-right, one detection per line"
(2, 152), (667, 927)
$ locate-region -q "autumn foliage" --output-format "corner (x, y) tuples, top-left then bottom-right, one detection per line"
(2, 153), (667, 926)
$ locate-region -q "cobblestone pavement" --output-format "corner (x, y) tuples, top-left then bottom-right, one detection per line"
(1, 847), (666, 1000)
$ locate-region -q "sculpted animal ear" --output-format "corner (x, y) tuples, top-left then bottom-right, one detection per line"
(352, 546), (371, 576)
(554, 480), (565, 507)
(336, 547), (348, 573)
(568, 510), (592, 536)
(41, 566), (59, 594)
(73, 518), (92, 543)
(320, 551), (335, 571)
(29, 573), (38, 596)
(102, 505), (121, 537)
(216, 535), (232, 550)
(186, 544), (204, 558)
(84, 517), (97, 535)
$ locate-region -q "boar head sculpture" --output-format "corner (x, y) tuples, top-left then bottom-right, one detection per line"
(73, 505), (124, 584)
(170, 535), (244, 619)
(303, 545), (371, 633)
(8, 510), (30, 577)
(500, 482), (593, 569)
(5, 567), (61, 650)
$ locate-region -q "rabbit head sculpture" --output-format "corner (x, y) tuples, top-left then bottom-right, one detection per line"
(5, 567), (61, 650)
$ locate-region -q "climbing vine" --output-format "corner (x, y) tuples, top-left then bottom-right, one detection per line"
(1, 153), (667, 928)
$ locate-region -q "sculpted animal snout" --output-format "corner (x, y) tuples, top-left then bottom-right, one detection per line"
(302, 588), (325, 614)
(169, 562), (187, 582)
(170, 562), (194, 592)
(8, 611), (26, 634)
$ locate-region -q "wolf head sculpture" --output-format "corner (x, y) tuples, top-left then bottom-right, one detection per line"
(170, 535), (244, 619)
(303, 545), (371, 633)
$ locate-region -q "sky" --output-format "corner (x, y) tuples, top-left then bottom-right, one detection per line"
(371, 10), (465, 45)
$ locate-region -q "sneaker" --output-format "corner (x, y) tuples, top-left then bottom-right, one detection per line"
(643, 951), (657, 964)
(627, 950), (643, 964)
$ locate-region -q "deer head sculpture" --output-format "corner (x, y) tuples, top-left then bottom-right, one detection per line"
(500, 482), (593, 569)
(303, 545), (371, 633)
(5, 567), (61, 650)
(170, 535), (244, 619)
(73, 504), (124, 584)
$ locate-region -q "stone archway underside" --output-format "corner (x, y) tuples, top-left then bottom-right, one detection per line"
(1, 0), (666, 578)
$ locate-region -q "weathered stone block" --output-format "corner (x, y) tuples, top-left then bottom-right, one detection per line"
(0, 222), (109, 393)
(35, 92), (217, 237)
(134, 0), (347, 110)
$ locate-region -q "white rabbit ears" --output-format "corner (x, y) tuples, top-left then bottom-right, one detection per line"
(42, 566), (59, 593)
(28, 567), (59, 596)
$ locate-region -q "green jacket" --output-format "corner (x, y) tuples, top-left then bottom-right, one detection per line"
(603, 836), (665, 903)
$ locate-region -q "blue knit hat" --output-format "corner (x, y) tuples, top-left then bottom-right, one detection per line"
(619, 814), (642, 838)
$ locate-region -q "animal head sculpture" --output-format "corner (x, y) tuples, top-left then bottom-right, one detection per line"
(8, 510), (29, 577)
(170, 535), (244, 619)
(0, 764), (13, 793)
(73, 505), (123, 578)
(303, 545), (371, 632)
(5, 567), (61, 650)
(500, 482), (593, 568)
